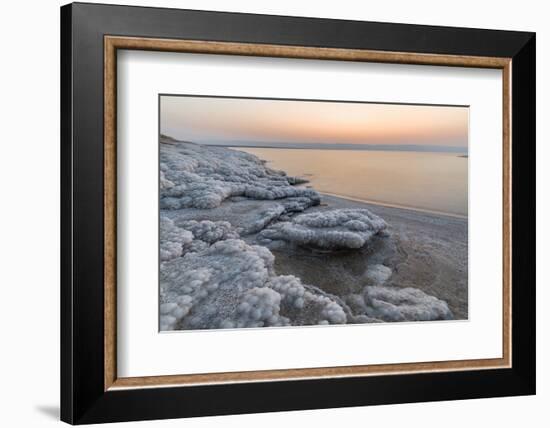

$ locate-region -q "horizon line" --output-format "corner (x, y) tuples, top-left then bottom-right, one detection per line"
(160, 135), (468, 153)
(214, 143), (468, 153)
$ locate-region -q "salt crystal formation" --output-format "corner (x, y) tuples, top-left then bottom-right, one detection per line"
(160, 142), (320, 211)
(159, 141), (453, 330)
(160, 235), (348, 330)
(258, 209), (387, 250)
(362, 286), (453, 321)
(159, 217), (194, 262)
(364, 264), (393, 285)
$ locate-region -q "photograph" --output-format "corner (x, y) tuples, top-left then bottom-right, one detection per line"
(159, 95), (469, 331)
(54, 2), (537, 424)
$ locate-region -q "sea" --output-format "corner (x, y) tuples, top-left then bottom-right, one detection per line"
(235, 147), (468, 217)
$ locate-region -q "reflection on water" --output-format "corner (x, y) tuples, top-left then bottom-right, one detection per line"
(236, 148), (468, 216)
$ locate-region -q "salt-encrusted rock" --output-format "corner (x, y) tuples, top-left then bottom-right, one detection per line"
(159, 217), (194, 262)
(160, 238), (349, 330)
(221, 287), (286, 329)
(160, 215), (240, 262)
(242, 204), (285, 234)
(362, 285), (453, 321)
(365, 264), (393, 285)
(269, 275), (347, 325)
(258, 208), (387, 250)
(160, 142), (320, 211)
(174, 219), (239, 244)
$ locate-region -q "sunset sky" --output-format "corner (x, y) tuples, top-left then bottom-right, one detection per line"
(160, 95), (468, 150)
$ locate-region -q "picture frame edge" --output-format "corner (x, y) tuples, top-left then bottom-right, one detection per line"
(61, 2), (536, 424)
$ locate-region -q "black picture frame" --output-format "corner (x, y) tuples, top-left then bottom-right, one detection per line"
(61, 2), (535, 424)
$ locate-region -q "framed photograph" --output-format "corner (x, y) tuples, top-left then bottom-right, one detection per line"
(60, 2), (536, 424)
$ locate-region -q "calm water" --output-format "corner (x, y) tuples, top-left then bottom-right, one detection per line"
(237, 148), (468, 216)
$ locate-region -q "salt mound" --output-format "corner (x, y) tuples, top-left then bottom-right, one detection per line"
(160, 216), (240, 262)
(174, 219), (239, 244)
(269, 275), (347, 325)
(258, 208), (387, 249)
(363, 286), (453, 321)
(159, 217), (194, 262)
(365, 264), (393, 285)
(160, 238), (349, 330)
(160, 142), (320, 211)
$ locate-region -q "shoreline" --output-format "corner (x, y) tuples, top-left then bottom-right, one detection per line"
(232, 145), (468, 219)
(318, 191), (468, 220)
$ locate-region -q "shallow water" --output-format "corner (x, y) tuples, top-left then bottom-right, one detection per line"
(236, 148), (468, 216)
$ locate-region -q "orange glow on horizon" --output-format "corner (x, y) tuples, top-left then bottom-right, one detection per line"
(161, 96), (468, 148)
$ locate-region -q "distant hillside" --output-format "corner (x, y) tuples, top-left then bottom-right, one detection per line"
(160, 134), (197, 145)
(160, 133), (178, 142)
(207, 141), (468, 153)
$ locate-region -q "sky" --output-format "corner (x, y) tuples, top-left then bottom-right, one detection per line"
(160, 95), (469, 151)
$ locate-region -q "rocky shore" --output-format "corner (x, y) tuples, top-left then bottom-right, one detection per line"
(159, 139), (466, 331)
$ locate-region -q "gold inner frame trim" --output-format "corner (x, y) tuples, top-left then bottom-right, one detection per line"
(104, 35), (512, 391)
